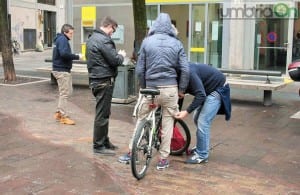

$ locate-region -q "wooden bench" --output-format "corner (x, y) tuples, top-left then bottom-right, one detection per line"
(219, 69), (288, 106)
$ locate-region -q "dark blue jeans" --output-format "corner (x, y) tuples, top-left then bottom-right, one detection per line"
(91, 79), (114, 149)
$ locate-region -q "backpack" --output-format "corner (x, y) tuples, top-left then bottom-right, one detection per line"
(170, 126), (186, 151)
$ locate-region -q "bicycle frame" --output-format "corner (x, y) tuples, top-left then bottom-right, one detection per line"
(144, 96), (160, 152)
(131, 88), (191, 180)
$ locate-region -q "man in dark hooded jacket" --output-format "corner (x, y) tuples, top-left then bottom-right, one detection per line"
(119, 13), (189, 170)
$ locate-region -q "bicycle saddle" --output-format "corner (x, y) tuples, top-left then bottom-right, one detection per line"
(140, 88), (160, 96)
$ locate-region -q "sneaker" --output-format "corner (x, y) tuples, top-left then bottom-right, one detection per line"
(185, 153), (208, 164)
(187, 146), (196, 155)
(54, 111), (62, 121)
(118, 152), (131, 164)
(156, 158), (169, 170)
(60, 116), (75, 125)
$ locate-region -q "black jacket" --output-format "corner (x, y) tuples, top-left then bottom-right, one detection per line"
(52, 33), (79, 72)
(86, 29), (124, 81)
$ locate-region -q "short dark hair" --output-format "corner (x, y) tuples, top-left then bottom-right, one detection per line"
(100, 16), (118, 28)
(61, 24), (74, 34)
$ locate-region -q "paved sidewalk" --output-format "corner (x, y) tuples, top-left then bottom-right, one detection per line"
(0, 50), (300, 194)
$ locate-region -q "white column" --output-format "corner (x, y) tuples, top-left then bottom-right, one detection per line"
(228, 2), (245, 69)
(56, 0), (66, 33)
(222, 1), (257, 70)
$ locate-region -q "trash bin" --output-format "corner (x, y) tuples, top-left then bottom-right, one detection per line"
(112, 64), (136, 103)
(288, 60), (300, 81)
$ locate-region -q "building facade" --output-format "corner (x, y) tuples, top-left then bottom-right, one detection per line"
(8, 0), (300, 74)
(144, 0), (300, 74)
(71, 0), (300, 74)
(8, 0), (69, 50)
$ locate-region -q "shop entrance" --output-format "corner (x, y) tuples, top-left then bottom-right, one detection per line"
(161, 5), (189, 55)
(190, 3), (223, 67)
(254, 3), (294, 73)
(147, 3), (223, 67)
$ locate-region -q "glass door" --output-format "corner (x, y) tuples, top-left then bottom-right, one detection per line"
(254, 4), (290, 73)
(190, 4), (223, 66)
(190, 4), (206, 63)
(207, 3), (223, 68)
(161, 5), (189, 55)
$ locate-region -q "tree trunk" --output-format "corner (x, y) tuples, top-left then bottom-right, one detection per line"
(132, 0), (147, 60)
(0, 0), (16, 81)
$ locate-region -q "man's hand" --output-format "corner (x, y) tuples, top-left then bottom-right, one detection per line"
(178, 92), (185, 99)
(118, 49), (126, 58)
(77, 53), (84, 60)
(174, 110), (188, 119)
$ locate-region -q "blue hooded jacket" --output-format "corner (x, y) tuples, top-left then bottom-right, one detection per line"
(136, 13), (189, 93)
(52, 33), (79, 72)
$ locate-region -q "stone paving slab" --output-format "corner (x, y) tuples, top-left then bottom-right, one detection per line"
(0, 50), (300, 194)
(0, 81), (299, 194)
(0, 112), (128, 195)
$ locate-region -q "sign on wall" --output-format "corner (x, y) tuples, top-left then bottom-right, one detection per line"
(112, 24), (124, 44)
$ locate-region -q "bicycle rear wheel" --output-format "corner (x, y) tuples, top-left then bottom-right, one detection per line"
(131, 120), (153, 180)
(170, 119), (191, 155)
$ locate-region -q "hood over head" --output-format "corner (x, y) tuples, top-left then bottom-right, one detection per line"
(148, 13), (177, 37)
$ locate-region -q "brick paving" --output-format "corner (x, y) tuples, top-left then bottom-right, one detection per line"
(0, 50), (299, 194)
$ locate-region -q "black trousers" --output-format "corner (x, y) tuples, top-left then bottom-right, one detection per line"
(91, 79), (114, 149)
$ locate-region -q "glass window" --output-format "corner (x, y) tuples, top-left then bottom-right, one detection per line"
(207, 4), (222, 68)
(146, 5), (158, 28)
(254, 4), (288, 72)
(190, 4), (206, 63)
(38, 0), (55, 6)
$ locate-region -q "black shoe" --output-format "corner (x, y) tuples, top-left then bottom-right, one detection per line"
(105, 142), (119, 150)
(93, 147), (116, 155)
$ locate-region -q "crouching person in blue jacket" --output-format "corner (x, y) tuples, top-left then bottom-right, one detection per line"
(175, 62), (231, 164)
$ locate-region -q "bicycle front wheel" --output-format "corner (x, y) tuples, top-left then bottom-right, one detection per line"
(170, 119), (191, 155)
(131, 120), (153, 180)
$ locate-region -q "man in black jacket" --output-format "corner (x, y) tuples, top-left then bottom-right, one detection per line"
(52, 24), (82, 125)
(86, 16), (126, 155)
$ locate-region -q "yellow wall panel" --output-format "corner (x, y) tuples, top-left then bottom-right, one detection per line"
(190, 47), (205, 52)
(81, 43), (86, 61)
(81, 7), (96, 21)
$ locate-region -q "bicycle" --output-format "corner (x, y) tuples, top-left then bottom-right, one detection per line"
(12, 39), (21, 55)
(131, 88), (191, 180)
